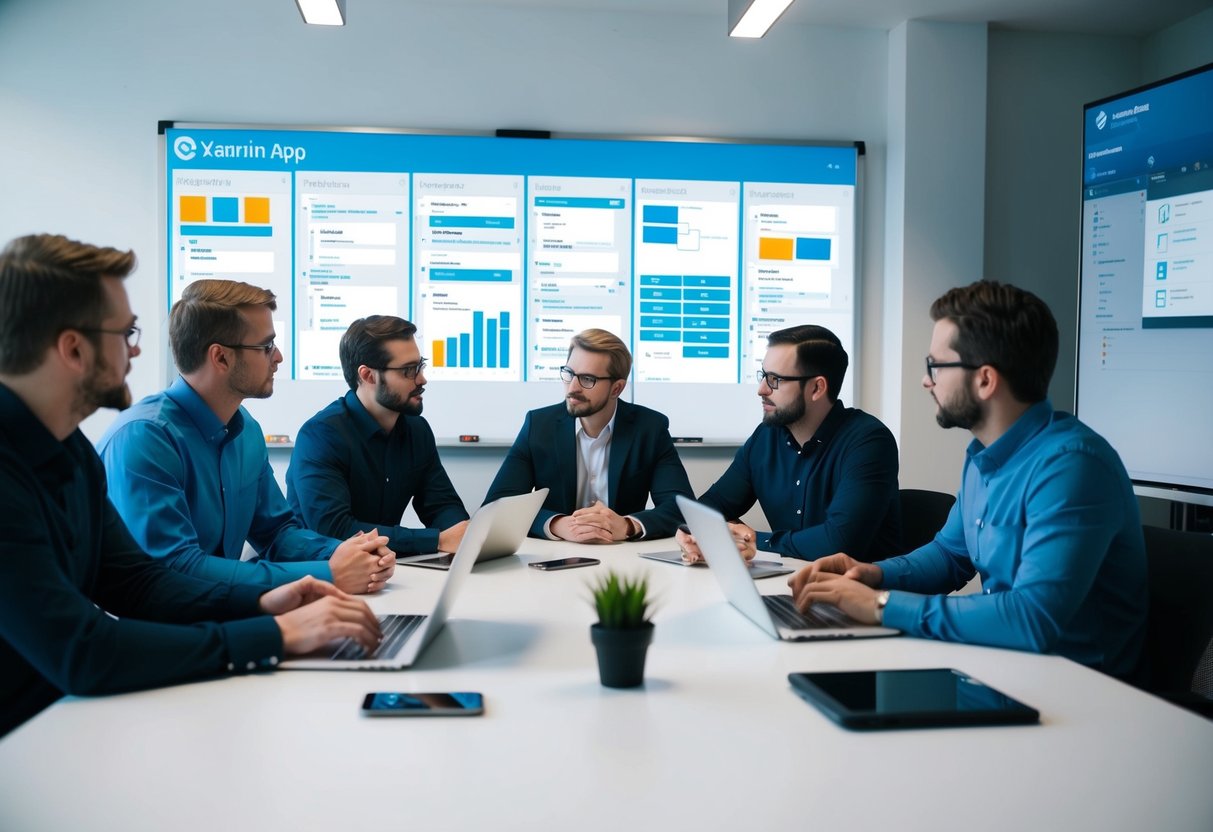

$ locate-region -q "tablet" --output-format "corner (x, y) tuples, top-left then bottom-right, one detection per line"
(788, 668), (1040, 730)
(639, 550), (793, 579)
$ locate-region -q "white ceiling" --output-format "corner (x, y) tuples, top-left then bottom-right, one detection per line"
(423, 0), (1213, 37)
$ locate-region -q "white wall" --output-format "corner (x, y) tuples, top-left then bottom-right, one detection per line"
(1142, 6), (1213, 82)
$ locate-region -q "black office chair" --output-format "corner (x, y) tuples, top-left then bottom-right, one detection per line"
(1140, 524), (1213, 718)
(897, 488), (956, 554)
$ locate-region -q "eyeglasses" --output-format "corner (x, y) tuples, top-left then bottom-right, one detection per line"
(925, 357), (979, 383)
(373, 359), (427, 379)
(79, 324), (141, 349)
(559, 366), (617, 389)
(217, 341), (278, 357)
(755, 369), (819, 390)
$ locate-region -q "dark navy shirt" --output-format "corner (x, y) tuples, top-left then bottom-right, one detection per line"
(699, 401), (901, 561)
(0, 383), (281, 738)
(286, 391), (468, 556)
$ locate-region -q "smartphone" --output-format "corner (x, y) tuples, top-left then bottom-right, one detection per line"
(529, 557), (601, 571)
(361, 692), (484, 717)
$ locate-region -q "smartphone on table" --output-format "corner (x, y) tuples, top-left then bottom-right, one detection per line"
(528, 557), (601, 571)
(361, 692), (484, 716)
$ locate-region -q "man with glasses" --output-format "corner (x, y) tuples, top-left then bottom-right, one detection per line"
(286, 316), (469, 557)
(788, 282), (1146, 678)
(678, 324), (901, 563)
(485, 329), (693, 541)
(100, 279), (395, 595)
(0, 236), (382, 737)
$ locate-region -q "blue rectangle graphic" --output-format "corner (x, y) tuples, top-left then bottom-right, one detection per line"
(795, 237), (832, 260)
(642, 205), (678, 224)
(642, 225), (679, 245)
(639, 330), (681, 342)
(683, 346), (730, 359)
(487, 320), (498, 366)
(211, 197), (238, 223)
(640, 287), (682, 300)
(639, 274), (681, 286)
(683, 302), (730, 316)
(428, 216), (516, 229)
(533, 197), (625, 209)
(473, 311), (484, 368)
(682, 275), (730, 288)
(684, 289), (730, 302)
(683, 331), (729, 344)
(683, 317), (730, 330)
(640, 316), (681, 328)
(640, 301), (681, 314)
(179, 225), (273, 238)
(429, 269), (513, 282)
(459, 334), (471, 368)
(500, 327), (510, 368)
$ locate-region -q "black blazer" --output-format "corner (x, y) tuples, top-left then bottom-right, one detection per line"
(484, 400), (693, 538)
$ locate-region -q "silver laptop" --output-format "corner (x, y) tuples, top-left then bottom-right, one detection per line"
(278, 491), (541, 670)
(402, 489), (549, 570)
(677, 496), (899, 641)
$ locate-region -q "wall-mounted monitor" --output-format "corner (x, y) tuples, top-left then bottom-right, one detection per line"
(161, 124), (862, 445)
(1077, 63), (1213, 505)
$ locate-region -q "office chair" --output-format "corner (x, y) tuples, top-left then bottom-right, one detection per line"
(897, 489), (957, 554)
(1140, 524), (1213, 718)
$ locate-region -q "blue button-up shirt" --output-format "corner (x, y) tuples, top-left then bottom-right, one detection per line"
(286, 391), (468, 555)
(699, 401), (902, 561)
(879, 401), (1147, 678)
(99, 378), (339, 590)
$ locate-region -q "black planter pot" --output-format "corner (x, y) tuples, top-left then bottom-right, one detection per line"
(590, 622), (654, 688)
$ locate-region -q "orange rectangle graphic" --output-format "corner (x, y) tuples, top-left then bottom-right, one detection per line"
(244, 196), (270, 224)
(758, 237), (794, 260)
(179, 195), (206, 223)
(432, 340), (446, 368)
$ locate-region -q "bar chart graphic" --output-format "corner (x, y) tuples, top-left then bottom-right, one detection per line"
(420, 282), (520, 381)
(432, 310), (511, 369)
(178, 195), (272, 236)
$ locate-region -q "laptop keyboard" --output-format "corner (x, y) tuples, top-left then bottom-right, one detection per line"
(329, 613), (427, 661)
(763, 594), (853, 630)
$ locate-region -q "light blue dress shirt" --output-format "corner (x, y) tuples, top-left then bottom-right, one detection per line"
(878, 401), (1147, 678)
(99, 378), (339, 590)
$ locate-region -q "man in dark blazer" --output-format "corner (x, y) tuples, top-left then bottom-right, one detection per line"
(484, 329), (693, 541)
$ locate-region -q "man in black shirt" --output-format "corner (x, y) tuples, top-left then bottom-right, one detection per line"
(0, 234), (382, 737)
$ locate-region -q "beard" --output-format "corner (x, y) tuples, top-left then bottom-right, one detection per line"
(76, 353), (131, 415)
(565, 392), (607, 419)
(229, 357), (274, 400)
(761, 393), (806, 427)
(934, 384), (983, 430)
(377, 381), (423, 416)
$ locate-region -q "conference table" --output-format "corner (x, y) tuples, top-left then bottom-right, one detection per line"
(2, 538), (1211, 831)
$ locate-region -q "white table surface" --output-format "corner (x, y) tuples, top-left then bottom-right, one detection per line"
(2, 538), (1211, 831)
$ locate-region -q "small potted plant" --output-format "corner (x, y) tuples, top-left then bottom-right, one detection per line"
(589, 571), (654, 688)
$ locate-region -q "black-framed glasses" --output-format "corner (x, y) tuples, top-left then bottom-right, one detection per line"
(78, 324), (141, 349)
(559, 366), (617, 389)
(756, 369), (819, 390)
(373, 358), (427, 379)
(925, 357), (979, 383)
(217, 341), (278, 357)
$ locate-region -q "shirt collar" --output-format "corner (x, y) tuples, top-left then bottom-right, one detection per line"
(576, 400), (618, 441)
(785, 398), (848, 451)
(343, 389), (388, 440)
(165, 376), (243, 446)
(0, 381), (78, 487)
(966, 399), (1054, 475)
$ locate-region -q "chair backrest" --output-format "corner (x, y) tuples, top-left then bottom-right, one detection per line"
(897, 489), (957, 554)
(1142, 524), (1213, 698)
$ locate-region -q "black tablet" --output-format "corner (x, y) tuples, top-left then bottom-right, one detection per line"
(788, 668), (1040, 730)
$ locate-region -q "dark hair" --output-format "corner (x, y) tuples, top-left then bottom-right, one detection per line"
(339, 316), (418, 390)
(0, 234), (137, 374)
(766, 324), (848, 402)
(929, 280), (1058, 403)
(568, 329), (632, 380)
(169, 279), (277, 374)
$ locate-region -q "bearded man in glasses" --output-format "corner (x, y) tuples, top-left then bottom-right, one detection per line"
(484, 328), (693, 541)
(100, 280), (394, 596)
(287, 316), (469, 557)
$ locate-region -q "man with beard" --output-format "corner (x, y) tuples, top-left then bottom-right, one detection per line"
(678, 325), (900, 562)
(484, 329), (693, 541)
(0, 236), (382, 737)
(286, 316), (469, 557)
(100, 280), (394, 595)
(788, 282), (1146, 678)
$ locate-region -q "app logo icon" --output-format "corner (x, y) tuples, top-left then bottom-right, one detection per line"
(173, 135), (197, 161)
(1096, 110), (1107, 130)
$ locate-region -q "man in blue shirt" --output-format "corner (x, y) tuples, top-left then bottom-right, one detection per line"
(789, 281), (1147, 678)
(0, 234), (381, 737)
(287, 316), (469, 556)
(679, 325), (901, 562)
(99, 280), (394, 595)
(484, 329), (693, 541)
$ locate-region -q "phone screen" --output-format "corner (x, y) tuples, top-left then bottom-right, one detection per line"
(361, 692), (484, 716)
(529, 557), (601, 570)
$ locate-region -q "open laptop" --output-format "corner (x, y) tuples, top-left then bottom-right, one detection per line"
(278, 491), (535, 670)
(401, 489), (548, 570)
(677, 495), (899, 641)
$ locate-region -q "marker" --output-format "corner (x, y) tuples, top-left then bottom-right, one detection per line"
(672, 437), (703, 444)
(459, 434), (480, 443)
(265, 434), (292, 445)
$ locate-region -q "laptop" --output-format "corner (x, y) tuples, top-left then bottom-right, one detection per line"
(677, 495), (900, 641)
(401, 489), (549, 570)
(278, 491), (537, 670)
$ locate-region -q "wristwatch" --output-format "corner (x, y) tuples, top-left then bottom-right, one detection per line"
(874, 590), (891, 624)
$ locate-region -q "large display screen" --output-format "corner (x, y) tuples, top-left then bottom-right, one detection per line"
(1077, 63), (1213, 498)
(163, 126), (860, 443)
